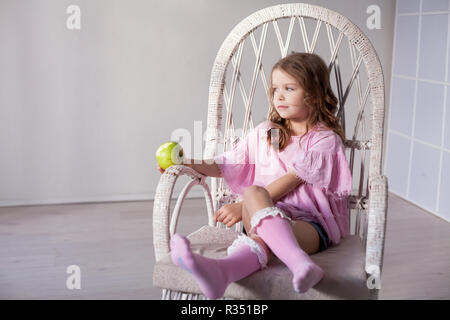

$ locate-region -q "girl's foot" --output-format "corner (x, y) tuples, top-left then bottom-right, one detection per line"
(170, 234), (228, 299)
(293, 261), (324, 293)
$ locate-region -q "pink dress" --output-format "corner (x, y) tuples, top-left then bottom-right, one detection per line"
(213, 120), (353, 246)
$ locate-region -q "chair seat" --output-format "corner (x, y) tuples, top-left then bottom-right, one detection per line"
(153, 225), (370, 299)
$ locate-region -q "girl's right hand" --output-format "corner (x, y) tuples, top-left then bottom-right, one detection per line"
(214, 202), (243, 227)
(157, 165), (165, 174)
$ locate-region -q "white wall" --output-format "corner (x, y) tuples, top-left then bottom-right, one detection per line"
(386, 0), (450, 222)
(0, 0), (395, 207)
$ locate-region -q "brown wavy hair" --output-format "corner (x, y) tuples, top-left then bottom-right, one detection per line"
(266, 52), (345, 152)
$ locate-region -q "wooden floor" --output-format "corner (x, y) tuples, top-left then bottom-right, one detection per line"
(0, 193), (448, 300)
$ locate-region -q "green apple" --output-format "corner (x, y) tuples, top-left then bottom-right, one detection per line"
(156, 141), (184, 170)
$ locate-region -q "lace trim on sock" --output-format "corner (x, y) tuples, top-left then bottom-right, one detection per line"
(227, 234), (268, 269)
(250, 206), (293, 234)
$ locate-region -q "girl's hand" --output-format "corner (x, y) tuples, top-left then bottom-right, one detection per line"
(157, 165), (165, 174)
(214, 202), (243, 227)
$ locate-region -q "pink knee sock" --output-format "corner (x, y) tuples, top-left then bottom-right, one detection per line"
(170, 233), (264, 299)
(252, 208), (324, 293)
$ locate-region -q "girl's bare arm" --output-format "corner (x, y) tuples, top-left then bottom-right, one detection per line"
(183, 158), (222, 178)
(265, 172), (305, 203)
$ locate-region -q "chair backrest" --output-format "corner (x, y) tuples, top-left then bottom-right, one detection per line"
(204, 3), (388, 281)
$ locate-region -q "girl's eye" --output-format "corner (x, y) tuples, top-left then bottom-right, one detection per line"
(272, 87), (294, 92)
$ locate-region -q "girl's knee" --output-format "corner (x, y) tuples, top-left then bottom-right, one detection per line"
(243, 185), (268, 199)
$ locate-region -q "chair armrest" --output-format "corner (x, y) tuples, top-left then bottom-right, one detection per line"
(153, 164), (213, 261)
(365, 174), (388, 291)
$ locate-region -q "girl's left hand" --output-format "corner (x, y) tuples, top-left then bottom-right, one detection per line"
(214, 202), (243, 227)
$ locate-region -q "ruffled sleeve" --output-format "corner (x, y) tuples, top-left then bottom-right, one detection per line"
(213, 125), (261, 196)
(287, 132), (352, 198)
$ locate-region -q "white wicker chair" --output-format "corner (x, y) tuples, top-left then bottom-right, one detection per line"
(153, 3), (388, 300)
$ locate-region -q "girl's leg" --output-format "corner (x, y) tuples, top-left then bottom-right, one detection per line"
(241, 186), (320, 255)
(291, 220), (321, 255)
(241, 201), (272, 258)
(170, 222), (268, 299)
(242, 185), (324, 293)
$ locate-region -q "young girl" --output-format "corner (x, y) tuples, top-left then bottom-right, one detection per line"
(158, 52), (352, 299)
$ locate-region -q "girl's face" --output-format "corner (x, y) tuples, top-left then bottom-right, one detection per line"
(271, 68), (310, 122)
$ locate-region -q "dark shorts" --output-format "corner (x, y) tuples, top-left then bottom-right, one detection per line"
(308, 221), (329, 252)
